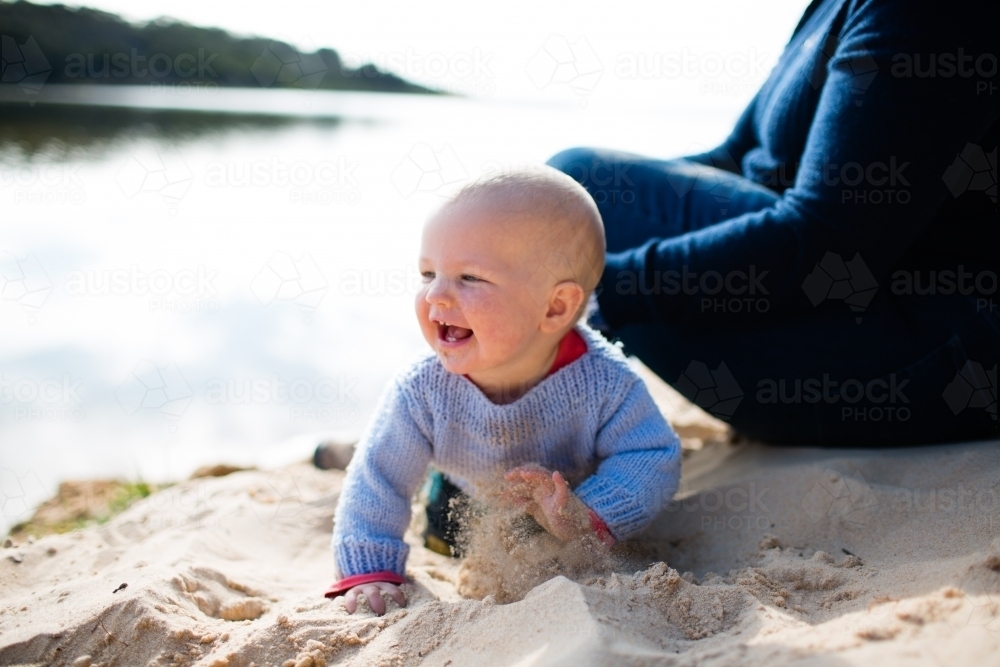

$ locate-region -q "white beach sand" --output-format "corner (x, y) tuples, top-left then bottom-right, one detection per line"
(1, 377), (998, 667)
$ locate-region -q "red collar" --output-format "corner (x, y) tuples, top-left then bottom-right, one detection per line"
(547, 328), (588, 376)
(462, 329), (588, 387)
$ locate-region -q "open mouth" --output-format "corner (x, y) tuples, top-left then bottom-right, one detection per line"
(435, 320), (474, 344)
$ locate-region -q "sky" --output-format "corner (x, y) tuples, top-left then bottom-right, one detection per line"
(30, 0), (810, 109)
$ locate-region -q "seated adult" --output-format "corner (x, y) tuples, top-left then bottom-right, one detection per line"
(548, 0), (997, 446)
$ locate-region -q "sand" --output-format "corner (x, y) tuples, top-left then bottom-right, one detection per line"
(1, 378), (998, 666)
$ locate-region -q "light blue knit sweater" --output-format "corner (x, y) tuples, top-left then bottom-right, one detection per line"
(332, 325), (682, 577)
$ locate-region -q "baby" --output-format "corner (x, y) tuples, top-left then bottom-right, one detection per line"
(326, 167), (681, 615)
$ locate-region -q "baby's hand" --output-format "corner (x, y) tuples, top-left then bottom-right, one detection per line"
(503, 466), (592, 542)
(343, 581), (406, 616)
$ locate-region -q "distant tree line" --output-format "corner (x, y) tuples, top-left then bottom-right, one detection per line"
(0, 1), (435, 93)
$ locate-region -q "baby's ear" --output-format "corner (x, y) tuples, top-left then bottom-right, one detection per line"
(525, 252), (573, 307)
(541, 280), (586, 332)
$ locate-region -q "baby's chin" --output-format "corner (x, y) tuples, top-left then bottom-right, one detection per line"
(432, 344), (502, 378)
(434, 350), (478, 376)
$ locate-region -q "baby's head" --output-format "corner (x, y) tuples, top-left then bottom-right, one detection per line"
(417, 167), (605, 380)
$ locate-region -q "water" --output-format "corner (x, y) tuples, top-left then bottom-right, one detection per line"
(0, 84), (743, 533)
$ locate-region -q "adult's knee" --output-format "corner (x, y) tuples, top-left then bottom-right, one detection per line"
(546, 147), (603, 185)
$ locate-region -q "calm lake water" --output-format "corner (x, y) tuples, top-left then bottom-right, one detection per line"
(0, 84), (743, 533)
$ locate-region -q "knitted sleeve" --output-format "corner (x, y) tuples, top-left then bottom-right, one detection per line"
(331, 376), (433, 577)
(574, 376), (681, 540)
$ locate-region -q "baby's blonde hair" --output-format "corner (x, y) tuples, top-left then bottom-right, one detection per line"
(443, 166), (606, 312)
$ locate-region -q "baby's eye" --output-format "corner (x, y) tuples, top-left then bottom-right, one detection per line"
(461, 274), (480, 283)
(420, 271), (435, 282)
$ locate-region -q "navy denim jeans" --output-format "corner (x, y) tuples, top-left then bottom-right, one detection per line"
(549, 148), (998, 447)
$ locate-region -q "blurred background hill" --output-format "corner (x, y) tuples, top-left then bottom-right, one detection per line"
(0, 0), (432, 92)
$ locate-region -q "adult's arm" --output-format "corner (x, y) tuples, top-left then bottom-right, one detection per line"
(599, 0), (998, 327)
(685, 94), (760, 174)
(686, 0), (828, 173)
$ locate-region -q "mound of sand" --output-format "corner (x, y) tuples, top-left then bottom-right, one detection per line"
(1, 437), (997, 667)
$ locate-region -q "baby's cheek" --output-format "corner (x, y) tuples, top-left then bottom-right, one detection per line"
(413, 298), (437, 344)
(414, 288), (429, 317)
(459, 290), (501, 325)
(479, 314), (533, 359)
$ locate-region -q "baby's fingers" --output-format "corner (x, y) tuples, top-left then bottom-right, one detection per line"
(363, 584), (387, 616)
(515, 468), (553, 484)
(501, 488), (532, 506)
(378, 583), (407, 609)
(501, 479), (531, 504)
(504, 467), (550, 501)
(518, 470), (557, 500)
(344, 589), (359, 614)
(503, 468), (523, 482)
(551, 471), (569, 509)
(504, 465), (550, 482)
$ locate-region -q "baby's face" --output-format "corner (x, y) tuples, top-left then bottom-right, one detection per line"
(416, 203), (551, 377)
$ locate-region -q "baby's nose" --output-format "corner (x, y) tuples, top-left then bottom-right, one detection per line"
(425, 278), (453, 304)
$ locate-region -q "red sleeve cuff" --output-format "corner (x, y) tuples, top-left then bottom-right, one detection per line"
(588, 509), (616, 547)
(324, 571), (407, 598)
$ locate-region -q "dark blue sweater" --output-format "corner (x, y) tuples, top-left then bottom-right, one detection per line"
(600, 0), (998, 326)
